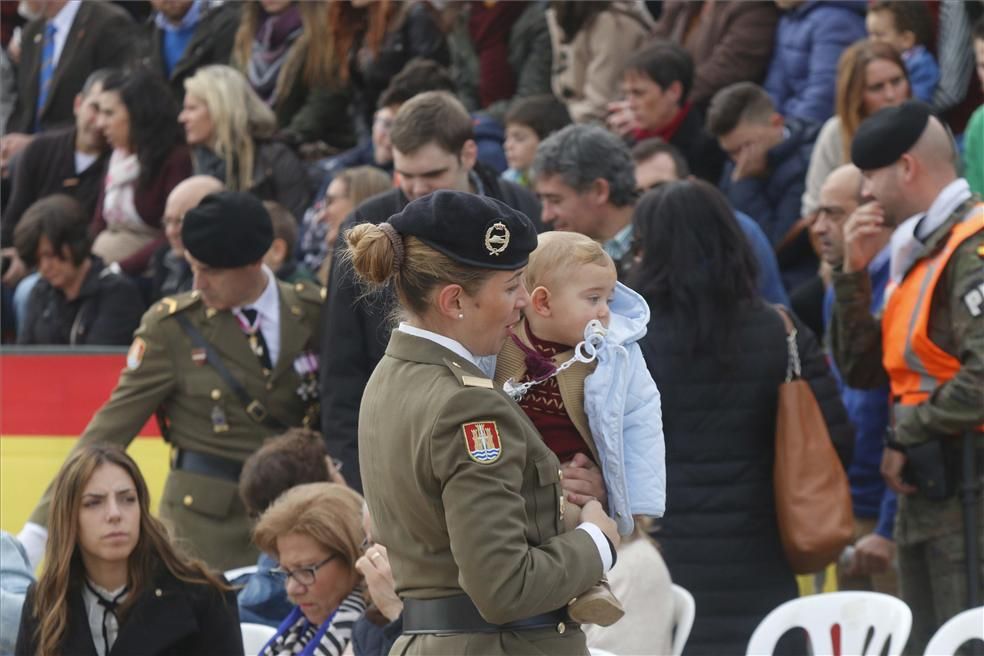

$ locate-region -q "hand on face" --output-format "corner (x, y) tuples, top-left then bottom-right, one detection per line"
(606, 100), (638, 138)
(842, 201), (892, 273)
(730, 139), (769, 182)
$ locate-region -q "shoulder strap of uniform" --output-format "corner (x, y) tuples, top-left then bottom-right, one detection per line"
(173, 314), (290, 431)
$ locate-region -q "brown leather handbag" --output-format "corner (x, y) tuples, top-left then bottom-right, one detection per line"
(773, 307), (854, 574)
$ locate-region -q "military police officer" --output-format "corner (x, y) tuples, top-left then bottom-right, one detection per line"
(19, 192), (323, 571)
(349, 190), (620, 655)
(829, 102), (984, 652)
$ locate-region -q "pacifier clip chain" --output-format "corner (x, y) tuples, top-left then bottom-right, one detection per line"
(503, 319), (607, 401)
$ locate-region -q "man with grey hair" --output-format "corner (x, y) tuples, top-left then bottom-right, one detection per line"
(531, 124), (638, 278)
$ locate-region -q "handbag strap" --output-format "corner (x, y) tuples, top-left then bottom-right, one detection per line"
(773, 305), (801, 382)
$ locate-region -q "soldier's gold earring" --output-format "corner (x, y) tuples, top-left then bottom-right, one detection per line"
(457, 313), (464, 319)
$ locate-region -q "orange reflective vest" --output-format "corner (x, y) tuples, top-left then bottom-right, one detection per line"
(882, 203), (983, 417)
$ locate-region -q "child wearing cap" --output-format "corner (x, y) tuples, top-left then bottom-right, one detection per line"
(866, 1), (939, 103)
(502, 95), (572, 188)
(494, 231), (665, 627)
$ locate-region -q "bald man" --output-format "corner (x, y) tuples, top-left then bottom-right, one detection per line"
(150, 175), (224, 302)
(814, 164), (900, 598)
(829, 102), (984, 651)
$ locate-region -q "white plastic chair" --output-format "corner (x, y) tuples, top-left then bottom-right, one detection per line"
(241, 622), (277, 656)
(924, 606), (984, 655)
(746, 591), (912, 656)
(671, 584), (696, 656)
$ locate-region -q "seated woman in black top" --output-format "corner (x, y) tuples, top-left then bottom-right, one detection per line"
(15, 445), (242, 656)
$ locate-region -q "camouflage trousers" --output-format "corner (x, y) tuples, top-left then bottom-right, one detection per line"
(895, 452), (984, 655)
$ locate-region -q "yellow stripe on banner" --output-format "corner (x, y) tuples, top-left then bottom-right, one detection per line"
(0, 436), (171, 534)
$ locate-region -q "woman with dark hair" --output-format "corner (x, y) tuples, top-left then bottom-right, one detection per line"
(14, 195), (144, 346)
(232, 0), (353, 151)
(14, 444), (242, 656)
(90, 68), (192, 276)
(630, 180), (853, 655)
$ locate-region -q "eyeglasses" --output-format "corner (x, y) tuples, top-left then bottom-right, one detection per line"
(270, 555), (336, 586)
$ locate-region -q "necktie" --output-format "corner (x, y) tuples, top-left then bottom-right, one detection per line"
(85, 581), (127, 656)
(36, 22), (57, 130)
(241, 308), (273, 371)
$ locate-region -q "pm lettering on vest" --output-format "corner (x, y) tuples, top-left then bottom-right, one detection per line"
(961, 280), (984, 318)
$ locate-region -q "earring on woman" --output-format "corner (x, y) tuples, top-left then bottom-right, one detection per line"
(457, 313), (464, 319)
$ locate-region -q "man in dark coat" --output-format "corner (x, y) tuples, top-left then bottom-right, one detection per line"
(142, 0), (240, 102)
(707, 81), (822, 292)
(320, 91), (541, 492)
(1, 1), (134, 162)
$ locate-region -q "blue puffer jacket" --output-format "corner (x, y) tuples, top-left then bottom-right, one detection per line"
(764, 1), (867, 123)
(584, 282), (665, 536)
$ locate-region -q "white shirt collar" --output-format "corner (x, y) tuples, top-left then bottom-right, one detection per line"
(49, 1), (81, 65)
(397, 322), (485, 371)
(235, 265), (278, 321)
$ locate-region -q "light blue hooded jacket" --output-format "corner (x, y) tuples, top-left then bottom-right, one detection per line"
(584, 282), (665, 535)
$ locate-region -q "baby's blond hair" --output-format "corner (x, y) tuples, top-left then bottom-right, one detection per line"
(525, 232), (615, 292)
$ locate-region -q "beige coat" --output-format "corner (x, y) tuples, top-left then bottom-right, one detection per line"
(546, 1), (655, 124)
(360, 330), (603, 655)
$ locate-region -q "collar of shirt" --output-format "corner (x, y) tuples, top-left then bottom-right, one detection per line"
(889, 178), (972, 283)
(48, 1), (81, 66)
(397, 322), (495, 376)
(82, 579), (127, 656)
(603, 223), (634, 262)
(154, 0), (202, 33)
(233, 265), (281, 365)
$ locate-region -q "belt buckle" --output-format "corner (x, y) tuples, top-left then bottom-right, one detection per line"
(246, 400), (268, 422)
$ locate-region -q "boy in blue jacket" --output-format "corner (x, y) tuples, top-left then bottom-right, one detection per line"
(866, 1), (939, 103)
(494, 231), (665, 627)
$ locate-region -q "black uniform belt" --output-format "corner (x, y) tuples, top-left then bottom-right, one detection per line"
(172, 448), (242, 483)
(402, 595), (569, 634)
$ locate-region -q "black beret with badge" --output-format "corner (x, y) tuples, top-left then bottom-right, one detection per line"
(851, 100), (932, 171)
(181, 191), (274, 268)
(387, 190), (538, 270)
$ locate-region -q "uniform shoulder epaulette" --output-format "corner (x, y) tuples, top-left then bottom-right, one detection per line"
(149, 290), (203, 320)
(288, 279), (327, 304)
(442, 358), (495, 389)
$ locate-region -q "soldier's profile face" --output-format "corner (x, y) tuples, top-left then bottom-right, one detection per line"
(186, 253), (263, 310)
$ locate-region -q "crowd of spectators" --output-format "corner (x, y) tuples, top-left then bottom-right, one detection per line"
(1, 1), (983, 655)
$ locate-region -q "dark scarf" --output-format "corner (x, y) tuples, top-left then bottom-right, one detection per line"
(248, 4), (303, 105)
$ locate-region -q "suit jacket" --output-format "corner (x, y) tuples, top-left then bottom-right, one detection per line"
(8, 2), (135, 134)
(142, 2), (240, 101)
(15, 569), (243, 656)
(360, 330), (601, 655)
(27, 278), (324, 570)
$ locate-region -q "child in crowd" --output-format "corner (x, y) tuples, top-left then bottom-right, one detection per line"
(866, 1), (939, 103)
(501, 95), (572, 188)
(494, 231), (665, 626)
(263, 201), (316, 284)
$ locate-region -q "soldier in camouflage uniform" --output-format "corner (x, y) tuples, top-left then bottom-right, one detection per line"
(829, 102), (984, 653)
(18, 192), (323, 571)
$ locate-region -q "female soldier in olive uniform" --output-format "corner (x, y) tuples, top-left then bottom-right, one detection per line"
(351, 191), (620, 655)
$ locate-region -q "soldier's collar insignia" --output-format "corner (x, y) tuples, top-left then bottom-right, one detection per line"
(462, 421), (502, 464)
(484, 221), (510, 256)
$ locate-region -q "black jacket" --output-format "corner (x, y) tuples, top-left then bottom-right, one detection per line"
(641, 301), (852, 655)
(8, 2), (135, 134)
(668, 105), (726, 184)
(17, 257), (145, 346)
(319, 164), (541, 491)
(142, 3), (240, 101)
(15, 569), (243, 656)
(1, 127), (109, 247)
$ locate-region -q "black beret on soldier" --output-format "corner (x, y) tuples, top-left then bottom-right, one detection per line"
(182, 191), (274, 268)
(386, 190), (538, 270)
(851, 100), (932, 170)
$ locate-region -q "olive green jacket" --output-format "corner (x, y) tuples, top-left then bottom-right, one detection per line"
(359, 330), (602, 627)
(28, 280), (323, 569)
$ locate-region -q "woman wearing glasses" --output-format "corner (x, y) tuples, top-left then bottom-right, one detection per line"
(253, 482), (366, 656)
(15, 444), (242, 656)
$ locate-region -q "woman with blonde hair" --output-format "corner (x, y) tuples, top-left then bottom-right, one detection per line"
(232, 0), (354, 152)
(253, 482), (366, 656)
(14, 444), (241, 656)
(180, 64), (311, 220)
(802, 40), (911, 217)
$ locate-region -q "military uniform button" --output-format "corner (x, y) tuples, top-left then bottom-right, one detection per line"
(183, 495), (193, 507)
(558, 468), (563, 479)
(205, 308), (217, 318)
(295, 283), (304, 292)
(190, 290), (201, 299)
(557, 622), (566, 634)
(266, 382), (274, 391)
(155, 589), (163, 597)
(291, 305), (302, 316)
(211, 389), (222, 401)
